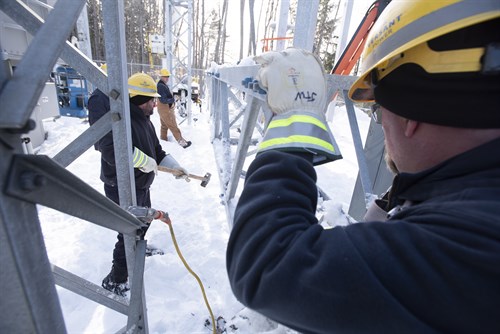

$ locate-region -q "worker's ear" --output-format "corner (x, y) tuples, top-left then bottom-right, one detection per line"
(404, 119), (419, 137)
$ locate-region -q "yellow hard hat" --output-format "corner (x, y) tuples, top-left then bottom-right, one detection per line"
(349, 0), (500, 102)
(128, 73), (161, 98)
(160, 69), (171, 77)
(100, 63), (107, 72)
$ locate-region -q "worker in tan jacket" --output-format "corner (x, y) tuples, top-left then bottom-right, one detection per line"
(157, 68), (191, 148)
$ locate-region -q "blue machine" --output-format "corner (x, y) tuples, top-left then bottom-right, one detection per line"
(53, 65), (89, 118)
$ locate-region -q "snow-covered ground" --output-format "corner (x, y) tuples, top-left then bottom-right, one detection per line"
(36, 96), (370, 333)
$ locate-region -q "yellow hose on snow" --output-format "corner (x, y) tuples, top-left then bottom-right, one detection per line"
(156, 210), (216, 334)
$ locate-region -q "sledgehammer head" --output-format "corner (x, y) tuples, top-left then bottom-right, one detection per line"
(200, 173), (211, 187)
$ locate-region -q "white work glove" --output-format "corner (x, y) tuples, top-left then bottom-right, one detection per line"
(132, 147), (157, 174)
(254, 48), (342, 166)
(159, 155), (189, 180)
(255, 48), (327, 115)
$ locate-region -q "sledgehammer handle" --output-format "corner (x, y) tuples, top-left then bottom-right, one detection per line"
(157, 165), (204, 181)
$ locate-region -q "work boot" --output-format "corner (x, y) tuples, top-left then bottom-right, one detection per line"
(178, 139), (192, 149)
(102, 268), (129, 297)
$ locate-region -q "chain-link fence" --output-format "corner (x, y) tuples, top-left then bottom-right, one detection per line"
(91, 61), (208, 99)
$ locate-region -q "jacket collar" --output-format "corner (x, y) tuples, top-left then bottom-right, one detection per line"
(389, 137), (500, 208)
(130, 102), (149, 121)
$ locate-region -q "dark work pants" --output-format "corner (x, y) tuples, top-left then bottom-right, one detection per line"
(104, 184), (151, 282)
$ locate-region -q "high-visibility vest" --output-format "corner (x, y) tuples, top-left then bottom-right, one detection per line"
(258, 111), (342, 165)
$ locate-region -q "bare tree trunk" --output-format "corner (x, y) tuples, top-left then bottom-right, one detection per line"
(220, 0), (229, 63)
(247, 0), (256, 56)
(200, 0), (205, 69)
(87, 0), (104, 61)
(197, 0), (208, 69)
(174, 19), (184, 60)
(213, 0), (229, 64)
(213, 2), (222, 63)
(263, 0), (279, 51)
(239, 0), (245, 60)
(314, 0), (339, 70)
(193, 0), (199, 69)
(139, 8), (146, 70)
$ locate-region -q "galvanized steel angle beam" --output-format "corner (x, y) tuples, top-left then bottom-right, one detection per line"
(101, 1), (150, 331)
(212, 65), (266, 102)
(0, 2), (87, 332)
(209, 69), (375, 225)
(52, 264), (129, 316)
(226, 96), (265, 206)
(342, 89), (375, 202)
(127, 240), (148, 331)
(1, 1), (148, 331)
(326, 74), (358, 100)
(5, 154), (146, 236)
(53, 111), (114, 168)
(0, 153), (66, 333)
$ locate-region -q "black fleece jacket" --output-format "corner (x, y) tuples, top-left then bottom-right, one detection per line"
(88, 90), (166, 189)
(227, 137), (500, 334)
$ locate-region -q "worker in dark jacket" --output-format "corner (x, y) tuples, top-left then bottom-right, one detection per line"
(157, 68), (191, 148)
(226, 1), (500, 333)
(88, 72), (189, 296)
(87, 88), (109, 152)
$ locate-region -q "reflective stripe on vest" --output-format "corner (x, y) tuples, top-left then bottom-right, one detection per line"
(259, 113), (337, 154)
(133, 148), (147, 168)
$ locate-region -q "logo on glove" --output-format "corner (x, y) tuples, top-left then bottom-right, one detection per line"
(295, 91), (317, 102)
(286, 67), (318, 102)
(287, 67), (300, 85)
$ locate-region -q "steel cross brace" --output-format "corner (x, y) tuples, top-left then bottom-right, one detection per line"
(5, 154), (146, 235)
(52, 264), (129, 315)
(4, 154), (148, 330)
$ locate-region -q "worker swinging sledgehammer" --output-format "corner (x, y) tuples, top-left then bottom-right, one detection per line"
(158, 165), (211, 187)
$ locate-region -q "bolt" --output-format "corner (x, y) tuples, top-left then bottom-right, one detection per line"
(20, 171), (47, 191)
(241, 77), (252, 88)
(109, 89), (120, 100)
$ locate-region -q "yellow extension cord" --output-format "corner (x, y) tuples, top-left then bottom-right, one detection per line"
(163, 216), (217, 334)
